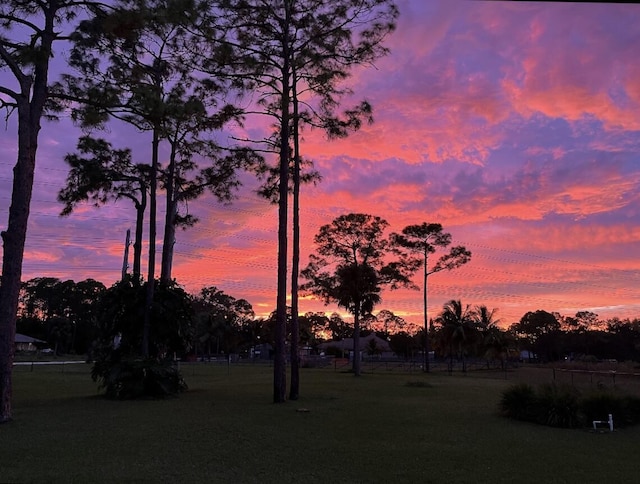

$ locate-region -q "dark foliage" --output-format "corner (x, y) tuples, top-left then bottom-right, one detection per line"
(499, 383), (538, 422)
(580, 392), (640, 428)
(535, 383), (581, 428)
(91, 358), (187, 400)
(93, 277), (194, 360)
(89, 277), (193, 398)
(500, 383), (640, 429)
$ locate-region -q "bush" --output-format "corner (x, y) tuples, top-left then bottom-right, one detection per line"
(580, 392), (624, 426)
(536, 383), (580, 428)
(92, 358), (187, 399)
(581, 393), (640, 428)
(499, 383), (537, 422)
(500, 384), (640, 429)
(622, 395), (640, 425)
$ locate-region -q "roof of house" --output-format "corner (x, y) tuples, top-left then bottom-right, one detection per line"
(319, 333), (392, 352)
(15, 333), (47, 344)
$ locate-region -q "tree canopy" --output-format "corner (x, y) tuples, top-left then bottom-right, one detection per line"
(390, 222), (471, 372)
(302, 213), (415, 375)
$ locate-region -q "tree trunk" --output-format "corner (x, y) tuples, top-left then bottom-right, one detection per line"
(132, 198), (146, 281)
(0, 18), (53, 421)
(353, 305), (361, 376)
(289, 72), (301, 401)
(273, 10), (291, 404)
(423, 251), (430, 373)
(121, 229), (131, 280)
(160, 199), (177, 284)
(142, 127), (160, 357)
(160, 145), (178, 284)
(0, 103), (37, 422)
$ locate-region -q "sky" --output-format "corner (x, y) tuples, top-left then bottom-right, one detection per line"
(1, 0), (639, 329)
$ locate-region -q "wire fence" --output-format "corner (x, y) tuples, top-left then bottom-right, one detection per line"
(13, 356), (640, 396)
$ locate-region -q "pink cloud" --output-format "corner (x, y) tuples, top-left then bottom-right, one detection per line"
(4, 0), (640, 328)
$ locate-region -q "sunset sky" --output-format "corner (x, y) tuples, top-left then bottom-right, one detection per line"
(1, 0), (639, 329)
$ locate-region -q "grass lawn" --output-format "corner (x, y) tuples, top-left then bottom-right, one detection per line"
(2, 363), (639, 483)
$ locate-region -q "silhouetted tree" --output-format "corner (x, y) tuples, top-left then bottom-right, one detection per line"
(390, 222), (471, 372)
(302, 213), (414, 376)
(474, 305), (510, 369)
(209, 0), (398, 402)
(0, 0), (105, 423)
(434, 300), (478, 373)
(93, 277), (194, 362)
(192, 286), (254, 357)
(58, 137), (149, 279)
(326, 313), (352, 340)
(372, 309), (408, 336)
(17, 278), (106, 355)
(63, 0), (254, 354)
(389, 331), (420, 360)
(510, 310), (560, 361)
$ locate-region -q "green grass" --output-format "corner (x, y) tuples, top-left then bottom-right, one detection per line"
(2, 364), (639, 483)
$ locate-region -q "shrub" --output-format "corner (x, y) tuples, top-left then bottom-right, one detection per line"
(92, 358), (187, 399)
(500, 384), (640, 429)
(536, 383), (580, 428)
(499, 383), (538, 422)
(581, 393), (640, 428)
(622, 395), (640, 425)
(580, 392), (624, 426)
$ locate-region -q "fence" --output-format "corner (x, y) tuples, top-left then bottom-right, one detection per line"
(551, 367), (640, 393)
(13, 360), (88, 373)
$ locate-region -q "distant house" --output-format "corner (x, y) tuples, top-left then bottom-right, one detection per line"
(319, 334), (394, 360)
(520, 350), (537, 362)
(15, 333), (48, 352)
(252, 342), (274, 360)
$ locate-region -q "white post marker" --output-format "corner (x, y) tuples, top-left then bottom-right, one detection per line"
(592, 414), (614, 432)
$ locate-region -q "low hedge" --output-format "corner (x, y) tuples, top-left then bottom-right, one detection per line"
(500, 382), (640, 429)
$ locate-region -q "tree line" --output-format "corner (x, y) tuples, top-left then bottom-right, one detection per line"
(14, 275), (406, 360)
(16, 276), (640, 369)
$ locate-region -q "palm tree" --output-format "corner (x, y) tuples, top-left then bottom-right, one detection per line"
(474, 305), (508, 370)
(438, 300), (478, 373)
(334, 263), (382, 376)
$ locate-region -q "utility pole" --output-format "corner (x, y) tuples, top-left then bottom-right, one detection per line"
(121, 229), (131, 280)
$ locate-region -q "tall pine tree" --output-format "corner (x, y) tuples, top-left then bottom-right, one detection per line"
(208, 0), (399, 402)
